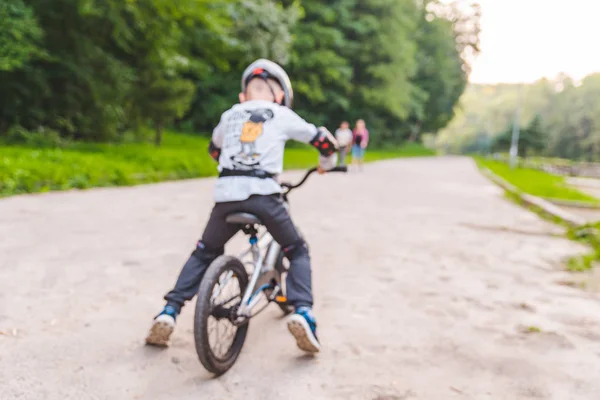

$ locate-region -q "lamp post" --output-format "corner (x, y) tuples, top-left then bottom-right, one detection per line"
(509, 84), (524, 169)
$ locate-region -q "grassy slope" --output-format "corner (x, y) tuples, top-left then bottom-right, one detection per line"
(476, 158), (599, 204)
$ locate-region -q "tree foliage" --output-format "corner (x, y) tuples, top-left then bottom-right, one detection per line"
(437, 73), (600, 161)
(0, 0), (480, 146)
(0, 0), (44, 72)
(491, 115), (544, 158)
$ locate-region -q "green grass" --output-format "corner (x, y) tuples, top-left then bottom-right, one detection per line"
(566, 224), (600, 272)
(566, 254), (597, 272)
(365, 142), (436, 160)
(475, 158), (599, 204)
(526, 326), (542, 334)
(0, 131), (434, 197)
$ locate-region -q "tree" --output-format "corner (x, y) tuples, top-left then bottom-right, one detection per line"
(0, 0), (134, 139)
(405, 0), (480, 142)
(489, 116), (544, 158)
(0, 0), (233, 140)
(180, 0), (300, 132)
(350, 0), (420, 127)
(137, 76), (195, 146)
(0, 0), (43, 72)
(283, 0), (354, 126)
(491, 126), (512, 154)
(0, 0), (472, 147)
(519, 114), (545, 158)
(409, 5), (466, 138)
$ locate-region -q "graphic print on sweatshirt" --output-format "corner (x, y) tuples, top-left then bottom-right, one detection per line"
(227, 108), (274, 169)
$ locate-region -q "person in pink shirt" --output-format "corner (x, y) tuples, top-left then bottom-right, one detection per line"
(351, 119), (369, 171)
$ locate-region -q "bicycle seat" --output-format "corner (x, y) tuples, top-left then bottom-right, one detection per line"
(225, 212), (263, 226)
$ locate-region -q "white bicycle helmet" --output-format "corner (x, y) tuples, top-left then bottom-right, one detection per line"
(241, 59), (294, 108)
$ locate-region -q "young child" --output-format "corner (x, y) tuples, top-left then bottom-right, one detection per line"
(352, 119), (369, 171)
(334, 121), (353, 166)
(145, 59), (339, 353)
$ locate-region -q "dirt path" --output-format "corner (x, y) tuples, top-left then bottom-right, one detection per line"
(2, 157), (600, 400)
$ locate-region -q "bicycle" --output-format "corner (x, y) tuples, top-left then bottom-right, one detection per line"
(193, 165), (347, 375)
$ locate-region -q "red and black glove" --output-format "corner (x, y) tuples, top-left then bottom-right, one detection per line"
(310, 127), (339, 157)
(208, 141), (221, 162)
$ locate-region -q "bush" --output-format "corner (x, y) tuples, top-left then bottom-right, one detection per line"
(4, 125), (64, 147)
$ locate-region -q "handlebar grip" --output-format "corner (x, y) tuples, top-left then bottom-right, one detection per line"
(330, 166), (348, 173)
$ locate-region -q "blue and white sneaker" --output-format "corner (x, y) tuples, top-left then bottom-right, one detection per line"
(145, 305), (178, 347)
(287, 307), (321, 353)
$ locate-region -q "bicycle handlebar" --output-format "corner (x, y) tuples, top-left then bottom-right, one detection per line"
(281, 165), (348, 193)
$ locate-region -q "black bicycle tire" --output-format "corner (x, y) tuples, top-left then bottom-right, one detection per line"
(194, 255), (249, 375)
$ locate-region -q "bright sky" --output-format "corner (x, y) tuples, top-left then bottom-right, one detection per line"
(469, 0), (600, 83)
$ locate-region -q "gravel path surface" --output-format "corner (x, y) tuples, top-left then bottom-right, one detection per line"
(1, 157), (600, 400)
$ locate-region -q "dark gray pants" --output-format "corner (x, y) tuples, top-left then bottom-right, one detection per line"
(164, 194), (313, 311)
(338, 147), (348, 166)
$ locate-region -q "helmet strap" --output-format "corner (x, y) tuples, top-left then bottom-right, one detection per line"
(246, 73), (283, 105)
(259, 76), (283, 105)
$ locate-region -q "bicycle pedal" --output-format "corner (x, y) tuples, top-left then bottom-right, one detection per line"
(275, 295), (287, 303)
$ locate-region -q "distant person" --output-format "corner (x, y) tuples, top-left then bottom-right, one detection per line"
(352, 119), (369, 171)
(334, 121), (353, 166)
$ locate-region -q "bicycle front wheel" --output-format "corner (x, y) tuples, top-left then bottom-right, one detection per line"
(194, 255), (249, 375)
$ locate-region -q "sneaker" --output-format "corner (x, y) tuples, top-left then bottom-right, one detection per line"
(287, 307), (321, 353)
(145, 305), (178, 347)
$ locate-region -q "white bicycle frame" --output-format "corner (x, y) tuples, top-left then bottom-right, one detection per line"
(234, 228), (282, 317)
(233, 198), (294, 317)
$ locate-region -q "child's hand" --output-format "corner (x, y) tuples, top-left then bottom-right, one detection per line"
(318, 154), (337, 173)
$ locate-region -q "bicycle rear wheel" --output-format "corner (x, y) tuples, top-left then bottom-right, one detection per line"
(194, 255), (249, 375)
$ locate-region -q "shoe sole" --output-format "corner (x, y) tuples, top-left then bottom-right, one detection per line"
(287, 315), (320, 353)
(145, 319), (174, 347)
